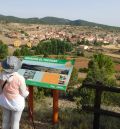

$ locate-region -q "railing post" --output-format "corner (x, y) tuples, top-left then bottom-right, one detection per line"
(82, 82), (120, 129)
(93, 83), (102, 129)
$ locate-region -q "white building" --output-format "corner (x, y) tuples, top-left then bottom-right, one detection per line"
(79, 45), (89, 50)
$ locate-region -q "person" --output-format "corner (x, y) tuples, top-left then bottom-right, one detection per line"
(0, 56), (29, 129)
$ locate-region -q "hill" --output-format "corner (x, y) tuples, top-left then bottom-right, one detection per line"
(40, 16), (70, 25)
(0, 14), (120, 30)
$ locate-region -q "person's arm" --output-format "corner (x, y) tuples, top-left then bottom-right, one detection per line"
(19, 76), (29, 98)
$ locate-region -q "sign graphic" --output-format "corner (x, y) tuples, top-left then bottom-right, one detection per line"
(18, 57), (74, 91)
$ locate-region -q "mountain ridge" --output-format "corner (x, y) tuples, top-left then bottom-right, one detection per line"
(0, 14), (120, 30)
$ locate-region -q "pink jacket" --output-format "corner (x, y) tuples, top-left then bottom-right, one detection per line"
(0, 72), (29, 111)
(3, 72), (29, 100)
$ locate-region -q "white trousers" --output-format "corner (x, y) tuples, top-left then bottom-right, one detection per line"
(2, 108), (23, 129)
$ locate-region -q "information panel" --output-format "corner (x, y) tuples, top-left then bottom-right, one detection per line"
(18, 57), (74, 91)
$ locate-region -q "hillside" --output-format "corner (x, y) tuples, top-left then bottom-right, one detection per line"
(0, 14), (120, 30)
(40, 17), (70, 25)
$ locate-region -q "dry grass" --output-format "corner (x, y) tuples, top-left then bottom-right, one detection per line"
(78, 73), (87, 79)
(102, 44), (120, 50)
(21, 97), (77, 129)
(105, 53), (120, 59)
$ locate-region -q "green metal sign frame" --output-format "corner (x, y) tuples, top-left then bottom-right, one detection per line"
(18, 56), (74, 91)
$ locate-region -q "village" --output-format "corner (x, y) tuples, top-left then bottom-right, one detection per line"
(0, 22), (120, 85)
(0, 23), (120, 48)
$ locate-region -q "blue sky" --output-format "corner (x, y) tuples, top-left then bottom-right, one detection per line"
(0, 0), (120, 27)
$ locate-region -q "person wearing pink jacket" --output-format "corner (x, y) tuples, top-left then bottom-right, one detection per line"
(0, 56), (29, 129)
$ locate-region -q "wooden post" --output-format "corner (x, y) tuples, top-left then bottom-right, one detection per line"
(93, 86), (102, 129)
(28, 86), (34, 120)
(53, 90), (59, 124)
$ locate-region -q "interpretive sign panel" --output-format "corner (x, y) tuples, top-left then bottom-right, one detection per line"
(18, 57), (74, 91)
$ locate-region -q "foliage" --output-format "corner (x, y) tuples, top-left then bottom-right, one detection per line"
(34, 87), (45, 100)
(66, 67), (79, 99)
(75, 88), (95, 107)
(20, 30), (28, 36)
(68, 67), (78, 87)
(77, 38), (90, 46)
(100, 116), (120, 129)
(115, 72), (120, 80)
(0, 40), (8, 59)
(13, 45), (33, 56)
(76, 50), (85, 57)
(13, 49), (21, 56)
(79, 68), (88, 73)
(75, 53), (119, 112)
(76, 38), (107, 46)
(93, 40), (103, 46)
(20, 45), (33, 56)
(102, 91), (120, 106)
(34, 39), (73, 55)
(43, 52), (49, 58)
(85, 53), (115, 85)
(55, 55), (67, 60)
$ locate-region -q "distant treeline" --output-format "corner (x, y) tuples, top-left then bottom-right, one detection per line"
(76, 38), (110, 46)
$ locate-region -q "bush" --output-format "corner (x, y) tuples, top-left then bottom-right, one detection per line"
(34, 87), (45, 100)
(86, 53), (115, 85)
(20, 46), (33, 56)
(13, 45), (33, 56)
(0, 40), (8, 59)
(79, 68), (88, 73)
(13, 49), (21, 56)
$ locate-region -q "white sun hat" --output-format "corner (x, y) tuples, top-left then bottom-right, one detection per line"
(1, 56), (22, 73)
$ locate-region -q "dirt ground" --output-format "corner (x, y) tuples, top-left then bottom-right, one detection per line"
(74, 57), (89, 70)
(102, 44), (120, 50)
(115, 64), (120, 71)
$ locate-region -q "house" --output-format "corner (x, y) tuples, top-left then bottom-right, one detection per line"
(27, 42), (32, 48)
(79, 45), (89, 50)
(13, 40), (21, 47)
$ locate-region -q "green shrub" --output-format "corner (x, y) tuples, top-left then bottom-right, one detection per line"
(0, 40), (8, 59)
(79, 68), (88, 73)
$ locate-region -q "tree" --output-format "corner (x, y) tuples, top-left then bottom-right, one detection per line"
(20, 46), (32, 56)
(13, 49), (21, 56)
(34, 39), (73, 55)
(67, 67), (79, 98)
(85, 53), (115, 86)
(75, 53), (118, 110)
(0, 40), (8, 59)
